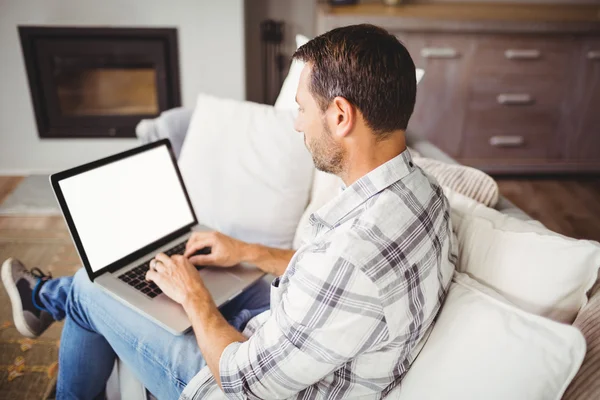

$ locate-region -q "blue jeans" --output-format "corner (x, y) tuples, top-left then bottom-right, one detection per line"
(37, 268), (271, 400)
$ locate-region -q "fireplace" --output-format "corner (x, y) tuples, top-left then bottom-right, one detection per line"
(19, 27), (181, 138)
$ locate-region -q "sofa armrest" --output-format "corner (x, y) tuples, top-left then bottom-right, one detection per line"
(563, 278), (600, 400)
(106, 359), (148, 400)
(136, 107), (193, 159)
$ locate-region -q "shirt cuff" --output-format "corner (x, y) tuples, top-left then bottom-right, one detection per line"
(218, 341), (245, 399)
(179, 366), (214, 400)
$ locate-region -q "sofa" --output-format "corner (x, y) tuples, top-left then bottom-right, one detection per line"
(104, 104), (600, 400)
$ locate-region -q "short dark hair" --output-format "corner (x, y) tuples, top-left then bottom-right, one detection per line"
(293, 24), (416, 137)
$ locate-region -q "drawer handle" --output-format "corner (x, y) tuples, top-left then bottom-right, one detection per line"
(497, 93), (534, 106)
(588, 50), (600, 60)
(504, 49), (541, 60)
(421, 47), (458, 59)
(490, 136), (525, 148)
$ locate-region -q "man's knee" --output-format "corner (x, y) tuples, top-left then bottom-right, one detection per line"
(72, 267), (93, 291)
(67, 268), (97, 313)
(61, 268), (104, 333)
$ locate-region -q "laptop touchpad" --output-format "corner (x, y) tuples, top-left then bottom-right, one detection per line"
(200, 269), (242, 302)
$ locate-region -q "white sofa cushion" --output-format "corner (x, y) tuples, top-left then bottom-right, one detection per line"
(178, 94), (314, 248)
(393, 273), (586, 400)
(275, 34), (310, 110)
(445, 188), (600, 323)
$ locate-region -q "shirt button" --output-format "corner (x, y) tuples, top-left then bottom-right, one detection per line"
(409, 161), (414, 168)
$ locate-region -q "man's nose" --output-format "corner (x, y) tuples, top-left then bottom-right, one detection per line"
(293, 120), (302, 133)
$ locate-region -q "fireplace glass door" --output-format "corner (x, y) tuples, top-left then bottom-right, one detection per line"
(56, 67), (159, 117)
(20, 27), (180, 138)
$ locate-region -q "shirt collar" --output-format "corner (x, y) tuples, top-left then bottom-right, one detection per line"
(310, 149), (415, 229)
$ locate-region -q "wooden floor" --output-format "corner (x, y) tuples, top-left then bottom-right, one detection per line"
(0, 177), (74, 399)
(0, 177), (23, 204)
(496, 178), (600, 242)
(0, 176), (79, 338)
(0, 176), (79, 276)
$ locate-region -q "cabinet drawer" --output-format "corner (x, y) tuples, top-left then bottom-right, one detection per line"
(462, 98), (564, 160)
(468, 75), (564, 110)
(396, 32), (473, 69)
(461, 130), (560, 160)
(472, 36), (574, 77)
(464, 105), (561, 139)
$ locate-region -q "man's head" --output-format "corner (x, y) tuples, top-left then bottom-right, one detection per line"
(293, 24), (416, 176)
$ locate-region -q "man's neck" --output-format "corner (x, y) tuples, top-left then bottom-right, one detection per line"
(339, 131), (407, 187)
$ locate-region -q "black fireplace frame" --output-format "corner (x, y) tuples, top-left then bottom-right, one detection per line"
(19, 26), (181, 139)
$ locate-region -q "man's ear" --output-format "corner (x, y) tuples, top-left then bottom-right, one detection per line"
(328, 96), (356, 138)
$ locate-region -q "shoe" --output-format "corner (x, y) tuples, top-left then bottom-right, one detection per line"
(1, 258), (54, 338)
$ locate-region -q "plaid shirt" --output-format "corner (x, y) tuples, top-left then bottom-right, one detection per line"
(181, 150), (457, 399)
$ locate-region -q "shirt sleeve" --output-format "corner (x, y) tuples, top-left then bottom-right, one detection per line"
(218, 251), (388, 399)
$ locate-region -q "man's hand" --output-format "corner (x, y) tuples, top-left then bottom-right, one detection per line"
(146, 251), (247, 389)
(145, 253), (213, 307)
(184, 231), (247, 267)
(186, 230), (295, 277)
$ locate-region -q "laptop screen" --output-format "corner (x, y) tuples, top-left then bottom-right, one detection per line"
(58, 144), (195, 273)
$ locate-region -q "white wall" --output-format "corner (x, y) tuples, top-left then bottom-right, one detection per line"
(0, 0), (245, 174)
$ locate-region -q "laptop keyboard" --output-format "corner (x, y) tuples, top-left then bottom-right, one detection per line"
(117, 241), (192, 299)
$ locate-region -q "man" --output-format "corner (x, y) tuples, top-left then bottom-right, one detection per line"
(2, 24), (456, 399)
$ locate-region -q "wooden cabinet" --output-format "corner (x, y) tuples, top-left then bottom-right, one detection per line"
(460, 35), (577, 172)
(403, 34), (475, 158)
(567, 37), (600, 163)
(317, 3), (600, 174)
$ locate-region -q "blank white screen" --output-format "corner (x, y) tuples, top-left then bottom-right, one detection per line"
(59, 145), (195, 272)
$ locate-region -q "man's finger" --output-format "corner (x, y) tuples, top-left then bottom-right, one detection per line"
(189, 254), (217, 266)
(186, 232), (210, 248)
(186, 232), (213, 248)
(184, 238), (214, 258)
(154, 252), (172, 267)
(150, 258), (167, 274)
(146, 268), (160, 282)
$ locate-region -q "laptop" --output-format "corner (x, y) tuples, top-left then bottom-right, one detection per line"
(50, 139), (265, 335)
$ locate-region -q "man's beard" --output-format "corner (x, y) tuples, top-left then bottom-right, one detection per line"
(306, 121), (344, 175)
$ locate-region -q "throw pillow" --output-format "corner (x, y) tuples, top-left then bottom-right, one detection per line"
(392, 273), (586, 400)
(178, 94), (314, 249)
(414, 156), (499, 207)
(445, 188), (600, 323)
(136, 107), (193, 159)
(274, 34), (310, 110)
